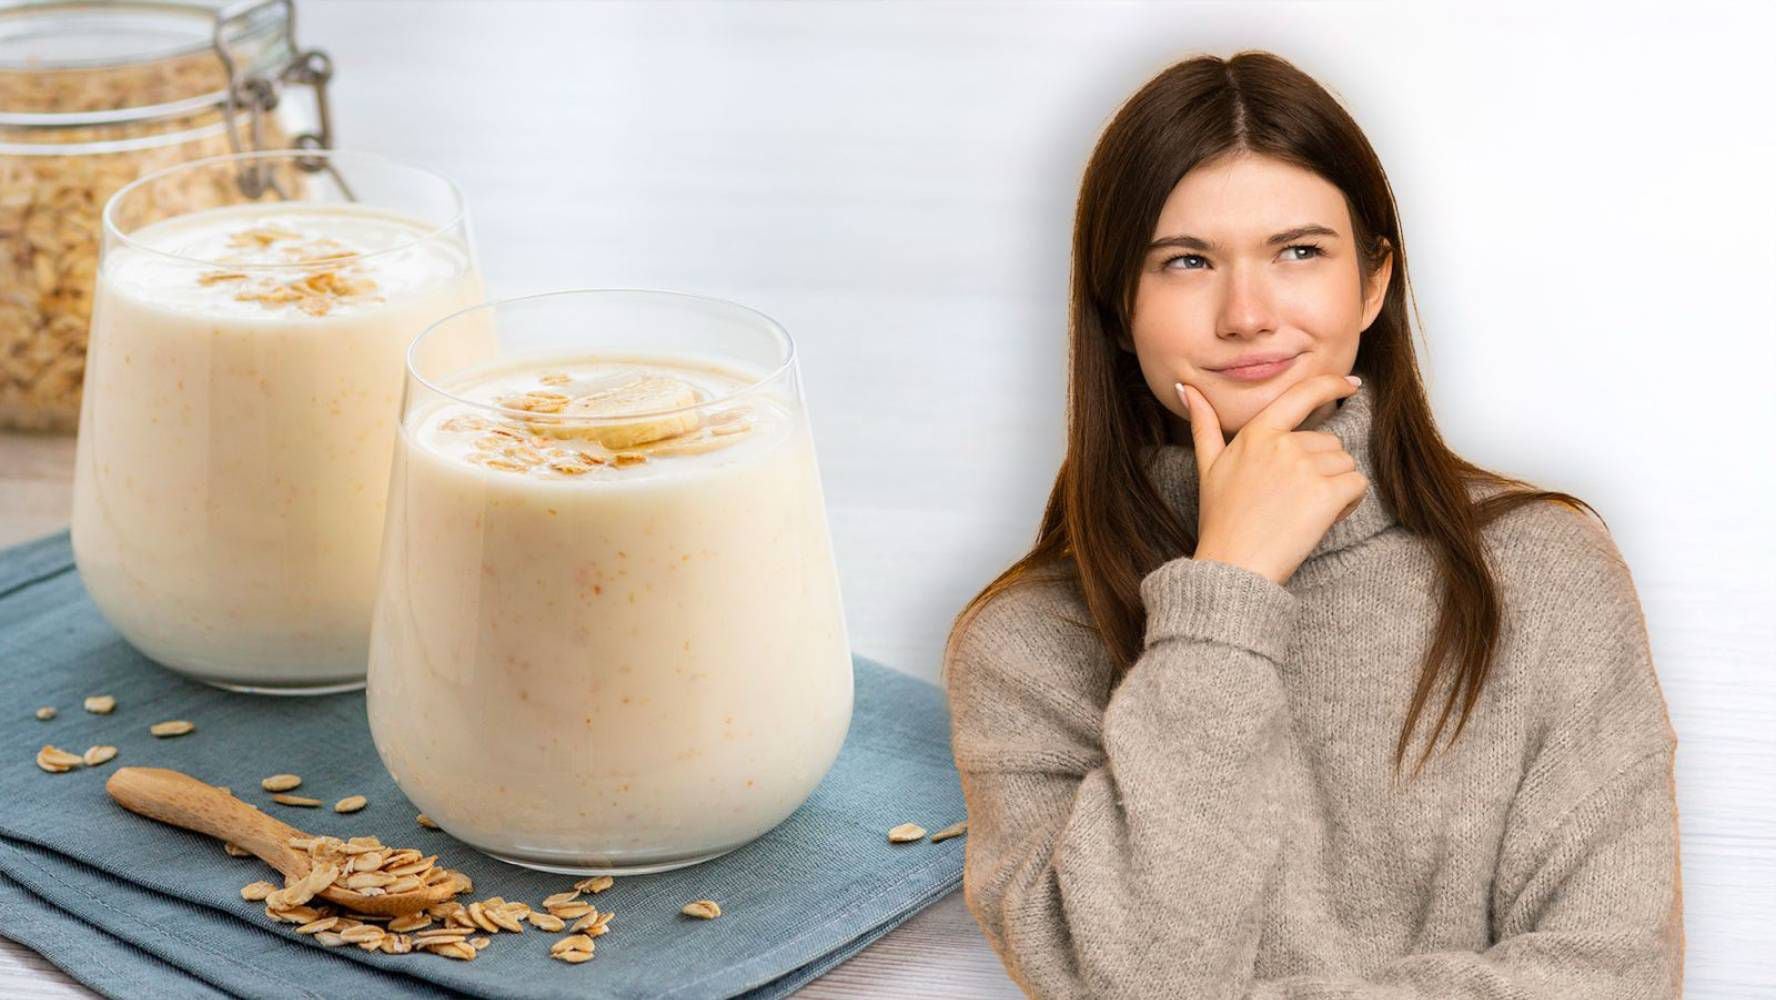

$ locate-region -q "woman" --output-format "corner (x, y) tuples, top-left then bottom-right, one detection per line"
(941, 50), (1682, 998)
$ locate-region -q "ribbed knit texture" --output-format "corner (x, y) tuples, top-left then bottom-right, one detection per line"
(943, 380), (1683, 998)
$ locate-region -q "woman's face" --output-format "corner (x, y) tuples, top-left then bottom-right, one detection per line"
(1128, 152), (1392, 442)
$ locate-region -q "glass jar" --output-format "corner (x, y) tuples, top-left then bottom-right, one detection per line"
(71, 149), (484, 694)
(366, 290), (855, 874)
(0, 0), (334, 431)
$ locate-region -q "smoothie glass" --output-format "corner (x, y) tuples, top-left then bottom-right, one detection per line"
(367, 289), (854, 875)
(71, 149), (483, 694)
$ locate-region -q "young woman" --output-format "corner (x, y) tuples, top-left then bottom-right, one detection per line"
(941, 51), (1682, 998)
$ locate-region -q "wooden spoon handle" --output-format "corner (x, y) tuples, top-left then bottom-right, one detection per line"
(105, 766), (311, 880)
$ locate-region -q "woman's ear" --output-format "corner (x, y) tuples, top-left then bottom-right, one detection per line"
(1360, 238), (1394, 331)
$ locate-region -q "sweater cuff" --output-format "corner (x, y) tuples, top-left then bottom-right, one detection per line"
(1140, 557), (1301, 665)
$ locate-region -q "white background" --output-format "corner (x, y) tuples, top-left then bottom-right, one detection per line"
(288, 1), (1776, 994)
(4, 1), (1772, 997)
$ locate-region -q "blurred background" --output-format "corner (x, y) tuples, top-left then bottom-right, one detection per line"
(3, 1), (1771, 996)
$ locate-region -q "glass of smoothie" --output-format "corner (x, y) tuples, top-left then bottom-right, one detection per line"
(71, 149), (484, 694)
(367, 289), (854, 875)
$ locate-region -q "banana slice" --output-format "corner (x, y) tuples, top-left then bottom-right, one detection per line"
(644, 429), (730, 457)
(528, 374), (701, 448)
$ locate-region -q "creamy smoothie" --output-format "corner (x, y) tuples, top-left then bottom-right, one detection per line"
(70, 202), (485, 690)
(366, 357), (853, 872)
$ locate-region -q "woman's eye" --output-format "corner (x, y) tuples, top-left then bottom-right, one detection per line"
(1162, 243), (1324, 270)
(1283, 243), (1325, 261)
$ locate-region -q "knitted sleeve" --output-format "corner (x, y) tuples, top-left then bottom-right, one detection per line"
(945, 555), (1301, 998)
(1239, 514), (1683, 999)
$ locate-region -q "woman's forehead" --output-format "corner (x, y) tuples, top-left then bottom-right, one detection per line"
(1153, 156), (1348, 241)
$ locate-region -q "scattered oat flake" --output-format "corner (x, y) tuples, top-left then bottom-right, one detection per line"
(272, 793), (322, 807)
(36, 745), (82, 772)
(267, 904), (322, 924)
(386, 855), (437, 877)
(82, 694), (117, 714)
(82, 745), (117, 766)
(340, 924), (385, 945)
(34, 706), (55, 721)
(930, 820), (968, 843)
(574, 875), (615, 894)
(241, 881), (277, 901)
(527, 911), (565, 932)
(569, 909), (613, 935)
(334, 794), (368, 814)
(467, 901), (500, 933)
(261, 773), (302, 792)
(487, 908), (526, 933)
(681, 899), (721, 920)
(474, 454), (530, 473)
(389, 913), (432, 933)
(551, 934), (595, 955)
(438, 415), (488, 433)
(150, 720), (195, 737)
(415, 812), (440, 829)
(227, 225), (301, 247)
(887, 822), (927, 843)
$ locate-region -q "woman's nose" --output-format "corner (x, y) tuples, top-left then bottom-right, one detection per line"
(1216, 268), (1277, 338)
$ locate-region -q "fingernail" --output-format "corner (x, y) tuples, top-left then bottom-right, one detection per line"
(1345, 375), (1362, 387)
(1174, 382), (1192, 419)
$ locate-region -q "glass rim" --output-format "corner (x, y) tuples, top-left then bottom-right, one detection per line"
(406, 288), (800, 423)
(100, 147), (469, 271)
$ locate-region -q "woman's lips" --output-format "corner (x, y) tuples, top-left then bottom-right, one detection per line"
(1212, 353), (1299, 382)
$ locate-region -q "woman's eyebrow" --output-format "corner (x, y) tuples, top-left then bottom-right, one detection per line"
(1148, 223), (1340, 252)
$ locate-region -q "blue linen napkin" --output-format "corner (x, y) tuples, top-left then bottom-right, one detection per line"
(0, 531), (969, 1000)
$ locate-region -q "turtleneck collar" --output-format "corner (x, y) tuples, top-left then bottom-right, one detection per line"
(1140, 378), (1397, 589)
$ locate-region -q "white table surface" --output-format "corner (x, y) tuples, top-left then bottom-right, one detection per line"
(5, 1), (1774, 997)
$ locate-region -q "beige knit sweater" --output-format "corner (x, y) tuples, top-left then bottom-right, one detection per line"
(943, 380), (1683, 998)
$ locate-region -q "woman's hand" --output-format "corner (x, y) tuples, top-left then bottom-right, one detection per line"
(1176, 373), (1367, 587)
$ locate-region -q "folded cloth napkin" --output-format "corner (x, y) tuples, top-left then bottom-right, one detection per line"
(0, 531), (968, 1000)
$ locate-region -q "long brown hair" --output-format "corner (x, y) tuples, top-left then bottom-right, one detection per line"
(944, 50), (1600, 782)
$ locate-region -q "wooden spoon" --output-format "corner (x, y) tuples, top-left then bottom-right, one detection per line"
(106, 766), (458, 917)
